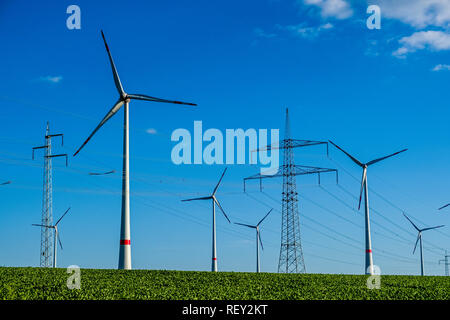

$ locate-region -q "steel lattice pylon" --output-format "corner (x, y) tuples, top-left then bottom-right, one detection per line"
(243, 108), (338, 273)
(41, 124), (53, 267)
(32, 122), (67, 267)
(278, 112), (305, 273)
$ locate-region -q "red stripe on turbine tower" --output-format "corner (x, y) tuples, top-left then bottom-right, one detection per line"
(120, 240), (131, 245)
(212, 258), (217, 261)
(366, 249), (372, 253)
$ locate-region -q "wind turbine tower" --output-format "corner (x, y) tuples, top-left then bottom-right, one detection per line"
(32, 207), (71, 268)
(329, 141), (407, 275)
(234, 209), (273, 272)
(403, 213), (444, 276)
(73, 30), (196, 270)
(182, 168), (231, 272)
(32, 122), (67, 268)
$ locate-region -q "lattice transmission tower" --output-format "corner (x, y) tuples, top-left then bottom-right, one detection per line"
(244, 108), (338, 273)
(439, 250), (450, 276)
(32, 122), (67, 267)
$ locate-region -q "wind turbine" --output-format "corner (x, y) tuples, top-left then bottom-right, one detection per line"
(234, 209), (272, 273)
(32, 207), (71, 268)
(73, 30), (196, 270)
(329, 140), (407, 275)
(438, 203), (449, 211)
(182, 168), (231, 272)
(89, 170), (115, 176)
(403, 213), (444, 276)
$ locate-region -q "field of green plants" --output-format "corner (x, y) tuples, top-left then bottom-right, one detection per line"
(0, 267), (449, 300)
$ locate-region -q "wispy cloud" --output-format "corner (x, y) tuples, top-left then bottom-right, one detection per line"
(254, 27), (277, 39)
(146, 128), (157, 135)
(365, 40), (380, 57)
(38, 75), (63, 83)
(376, 0), (450, 29)
(393, 31), (450, 58)
(277, 22), (334, 38)
(432, 64), (450, 71)
(302, 0), (353, 20)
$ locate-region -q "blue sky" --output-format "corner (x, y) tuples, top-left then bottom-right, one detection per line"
(0, 0), (449, 275)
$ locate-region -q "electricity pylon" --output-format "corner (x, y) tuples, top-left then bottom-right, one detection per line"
(32, 122), (68, 267)
(439, 250), (450, 276)
(244, 108), (338, 273)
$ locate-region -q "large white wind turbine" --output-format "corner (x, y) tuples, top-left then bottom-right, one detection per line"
(32, 207), (71, 268)
(73, 30), (196, 270)
(403, 213), (444, 276)
(234, 209), (272, 273)
(182, 168), (231, 272)
(329, 140), (407, 275)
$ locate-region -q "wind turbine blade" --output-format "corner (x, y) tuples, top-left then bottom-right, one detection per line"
(0, 181), (11, 185)
(89, 170), (115, 176)
(214, 198), (231, 223)
(257, 209), (273, 226)
(421, 225), (445, 232)
(234, 222), (255, 228)
(57, 231), (63, 250)
(212, 168), (227, 196)
(438, 203), (450, 210)
(73, 100), (124, 156)
(403, 213), (420, 232)
(258, 231), (264, 251)
(181, 196), (212, 202)
(101, 30), (125, 96)
(328, 140), (363, 167)
(366, 149), (408, 166)
(413, 233), (420, 254)
(358, 168), (367, 211)
(128, 94), (196, 106)
(55, 207), (71, 226)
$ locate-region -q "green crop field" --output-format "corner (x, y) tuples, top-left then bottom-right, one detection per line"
(0, 267), (449, 300)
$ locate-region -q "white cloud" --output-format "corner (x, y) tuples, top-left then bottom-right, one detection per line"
(277, 22), (334, 38)
(393, 31), (450, 58)
(146, 128), (157, 135)
(376, 0), (450, 29)
(365, 40), (380, 57)
(254, 27), (277, 38)
(432, 64), (450, 71)
(303, 0), (353, 19)
(38, 75), (63, 83)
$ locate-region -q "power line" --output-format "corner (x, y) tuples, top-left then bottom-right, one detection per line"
(328, 157), (447, 253)
(247, 183), (441, 269)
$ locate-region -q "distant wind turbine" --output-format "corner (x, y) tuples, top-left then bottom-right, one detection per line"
(73, 30), (196, 270)
(403, 213), (444, 276)
(32, 207), (71, 268)
(182, 168), (231, 272)
(329, 140), (407, 275)
(234, 209), (272, 273)
(89, 170), (115, 176)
